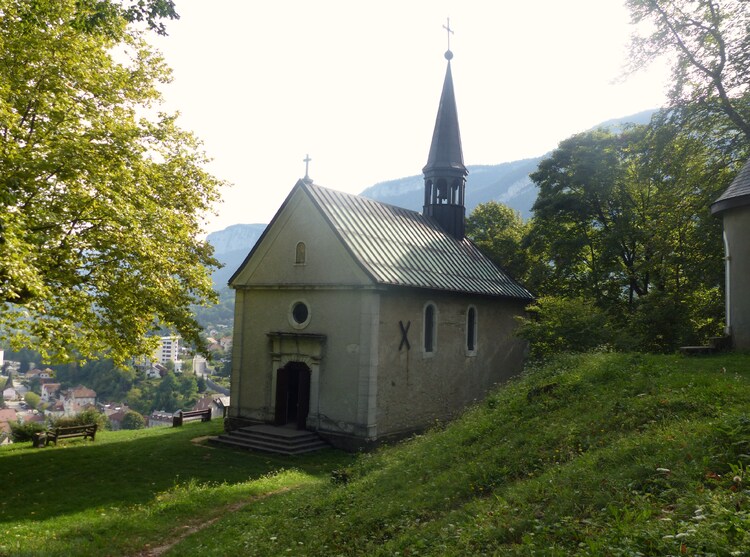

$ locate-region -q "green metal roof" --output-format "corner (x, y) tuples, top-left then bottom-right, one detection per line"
(304, 181), (533, 300)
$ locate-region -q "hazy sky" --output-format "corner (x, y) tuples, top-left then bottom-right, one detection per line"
(151, 1), (670, 233)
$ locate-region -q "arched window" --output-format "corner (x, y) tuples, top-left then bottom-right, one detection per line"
(466, 306), (477, 354)
(424, 303), (437, 353)
(295, 242), (306, 265)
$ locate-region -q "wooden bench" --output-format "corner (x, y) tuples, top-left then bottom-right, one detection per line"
(35, 424), (98, 447)
(172, 408), (212, 427)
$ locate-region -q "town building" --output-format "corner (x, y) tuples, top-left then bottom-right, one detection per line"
(154, 335), (180, 367)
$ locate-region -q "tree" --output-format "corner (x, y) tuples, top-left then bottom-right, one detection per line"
(529, 128), (651, 306)
(0, 0), (223, 364)
(120, 410), (146, 430)
(466, 202), (529, 282)
(153, 372), (179, 412)
(627, 0), (750, 147)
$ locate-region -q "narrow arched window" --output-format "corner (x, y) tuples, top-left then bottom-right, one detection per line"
(295, 242), (306, 265)
(466, 306), (477, 353)
(424, 303), (436, 353)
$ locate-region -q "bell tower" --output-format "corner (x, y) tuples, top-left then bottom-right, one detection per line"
(422, 30), (468, 240)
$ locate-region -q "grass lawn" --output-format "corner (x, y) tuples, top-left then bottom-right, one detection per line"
(3, 352), (750, 556)
(0, 421), (353, 557)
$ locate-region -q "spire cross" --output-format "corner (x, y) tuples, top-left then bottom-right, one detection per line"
(303, 154), (311, 179)
(443, 17), (454, 52)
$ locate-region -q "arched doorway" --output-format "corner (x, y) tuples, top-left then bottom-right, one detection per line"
(274, 361), (311, 430)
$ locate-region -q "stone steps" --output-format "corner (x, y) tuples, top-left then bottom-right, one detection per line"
(679, 335), (732, 356)
(209, 424), (330, 455)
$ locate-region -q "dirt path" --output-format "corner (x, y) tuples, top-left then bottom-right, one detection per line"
(131, 487), (293, 557)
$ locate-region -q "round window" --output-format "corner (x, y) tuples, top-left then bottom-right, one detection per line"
(292, 302), (309, 324)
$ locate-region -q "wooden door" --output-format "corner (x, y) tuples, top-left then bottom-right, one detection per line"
(274, 362), (311, 429)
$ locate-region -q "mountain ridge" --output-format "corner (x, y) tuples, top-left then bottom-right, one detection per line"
(207, 109), (656, 287)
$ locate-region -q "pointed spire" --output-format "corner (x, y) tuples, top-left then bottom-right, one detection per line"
(422, 57), (466, 176)
(422, 41), (468, 240)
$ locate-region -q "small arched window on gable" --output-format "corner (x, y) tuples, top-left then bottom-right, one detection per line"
(424, 302), (437, 354)
(295, 242), (306, 265)
(466, 306), (478, 355)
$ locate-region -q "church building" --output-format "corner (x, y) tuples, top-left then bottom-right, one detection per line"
(226, 48), (534, 450)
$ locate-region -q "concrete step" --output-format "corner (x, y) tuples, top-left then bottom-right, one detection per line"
(709, 335), (732, 351)
(209, 424), (330, 455)
(216, 431), (329, 451)
(679, 345), (715, 356)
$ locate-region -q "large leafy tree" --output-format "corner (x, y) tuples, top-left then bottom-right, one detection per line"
(0, 0), (223, 363)
(627, 0), (750, 147)
(528, 123), (728, 349)
(529, 129), (651, 306)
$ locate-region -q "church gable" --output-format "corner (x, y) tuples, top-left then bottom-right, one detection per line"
(229, 182), (373, 288)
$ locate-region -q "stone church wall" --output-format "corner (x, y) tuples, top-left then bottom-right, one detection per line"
(374, 289), (527, 439)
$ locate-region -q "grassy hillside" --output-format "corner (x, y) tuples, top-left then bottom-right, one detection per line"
(3, 352), (750, 556)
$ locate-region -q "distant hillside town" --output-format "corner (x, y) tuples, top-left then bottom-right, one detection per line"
(0, 342), (230, 445)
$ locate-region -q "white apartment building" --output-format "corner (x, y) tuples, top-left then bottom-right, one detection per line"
(154, 336), (180, 366)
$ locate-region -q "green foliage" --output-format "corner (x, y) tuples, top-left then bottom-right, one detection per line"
(56, 359), (136, 402)
(120, 410), (145, 430)
(53, 408), (108, 429)
(214, 359), (232, 378)
(9, 420), (45, 443)
(0, 0), (224, 364)
(151, 372), (199, 413)
(192, 286), (235, 330)
(466, 201), (529, 280)
(525, 120), (736, 352)
(516, 296), (612, 358)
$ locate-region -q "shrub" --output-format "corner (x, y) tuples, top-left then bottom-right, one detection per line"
(516, 296), (612, 358)
(24, 391), (41, 409)
(10, 420), (46, 443)
(52, 408), (108, 429)
(120, 411), (146, 430)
